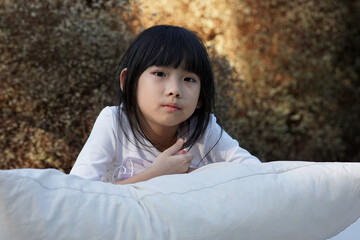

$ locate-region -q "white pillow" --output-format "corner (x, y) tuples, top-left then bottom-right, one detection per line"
(329, 217), (360, 240)
(0, 161), (359, 240)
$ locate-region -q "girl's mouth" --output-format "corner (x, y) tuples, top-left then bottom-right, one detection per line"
(163, 105), (180, 111)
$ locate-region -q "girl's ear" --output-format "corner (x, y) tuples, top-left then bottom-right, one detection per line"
(120, 68), (127, 91)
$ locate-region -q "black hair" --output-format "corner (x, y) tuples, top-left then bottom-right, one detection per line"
(114, 25), (216, 150)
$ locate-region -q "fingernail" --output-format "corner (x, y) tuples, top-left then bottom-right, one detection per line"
(179, 150), (186, 154)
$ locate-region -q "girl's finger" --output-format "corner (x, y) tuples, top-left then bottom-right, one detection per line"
(172, 152), (194, 163)
(163, 138), (184, 156)
(179, 149), (187, 155)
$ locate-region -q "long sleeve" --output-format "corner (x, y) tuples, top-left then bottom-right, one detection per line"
(70, 107), (120, 180)
(202, 115), (260, 164)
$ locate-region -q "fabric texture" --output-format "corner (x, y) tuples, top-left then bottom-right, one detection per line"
(70, 106), (260, 182)
(1, 161), (360, 240)
(329, 217), (360, 240)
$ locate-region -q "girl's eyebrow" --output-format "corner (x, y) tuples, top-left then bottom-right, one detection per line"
(151, 66), (199, 78)
(151, 65), (171, 70)
(183, 70), (200, 78)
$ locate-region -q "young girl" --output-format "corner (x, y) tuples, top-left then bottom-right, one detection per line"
(70, 25), (260, 184)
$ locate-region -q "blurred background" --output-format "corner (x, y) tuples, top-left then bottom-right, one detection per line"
(1, 0), (359, 173)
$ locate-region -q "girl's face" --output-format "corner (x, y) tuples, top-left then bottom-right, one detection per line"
(135, 65), (201, 132)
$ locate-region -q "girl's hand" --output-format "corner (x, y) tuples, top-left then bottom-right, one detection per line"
(115, 139), (193, 185)
(150, 138), (193, 175)
(186, 168), (198, 173)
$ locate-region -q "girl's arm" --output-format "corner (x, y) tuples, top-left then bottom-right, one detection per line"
(70, 107), (118, 180)
(116, 139), (193, 184)
(204, 115), (260, 164)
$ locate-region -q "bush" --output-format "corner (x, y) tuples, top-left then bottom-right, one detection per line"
(0, 0), (133, 172)
(222, 0), (360, 161)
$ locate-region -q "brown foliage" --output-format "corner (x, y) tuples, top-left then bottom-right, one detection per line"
(0, 0), (133, 172)
(1, 0), (359, 173)
(230, 0), (360, 161)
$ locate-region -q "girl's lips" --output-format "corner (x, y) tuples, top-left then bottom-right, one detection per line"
(163, 105), (180, 111)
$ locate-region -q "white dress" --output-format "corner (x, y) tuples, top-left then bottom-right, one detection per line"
(70, 106), (260, 183)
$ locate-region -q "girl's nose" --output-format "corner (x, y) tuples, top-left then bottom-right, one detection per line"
(166, 79), (181, 98)
(168, 90), (180, 97)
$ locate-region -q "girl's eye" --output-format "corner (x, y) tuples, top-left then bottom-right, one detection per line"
(184, 77), (196, 83)
(154, 72), (166, 77)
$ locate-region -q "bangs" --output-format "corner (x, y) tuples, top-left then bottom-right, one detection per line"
(139, 27), (207, 76)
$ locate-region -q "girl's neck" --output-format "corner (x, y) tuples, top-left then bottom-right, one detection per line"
(141, 122), (179, 152)
(150, 133), (178, 152)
